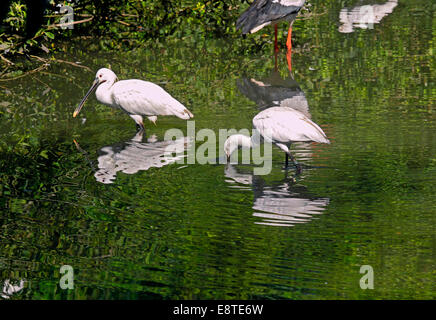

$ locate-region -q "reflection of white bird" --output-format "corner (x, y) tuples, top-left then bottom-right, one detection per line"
(1, 279), (25, 299)
(225, 164), (329, 227)
(339, 0), (398, 33)
(237, 70), (310, 118)
(224, 107), (330, 170)
(94, 132), (191, 184)
(224, 164), (253, 187)
(73, 68), (194, 131)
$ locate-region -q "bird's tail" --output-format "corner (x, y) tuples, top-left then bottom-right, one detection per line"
(176, 107), (194, 120)
(184, 108), (194, 119)
(311, 130), (330, 145)
(236, 11), (249, 33)
(321, 137), (331, 144)
(236, 4), (258, 34)
(236, 0), (266, 34)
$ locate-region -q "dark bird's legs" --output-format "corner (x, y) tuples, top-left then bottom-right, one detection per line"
(274, 47), (278, 71)
(274, 24), (279, 54)
(273, 24), (279, 71)
(285, 152), (302, 173)
(136, 122), (145, 133)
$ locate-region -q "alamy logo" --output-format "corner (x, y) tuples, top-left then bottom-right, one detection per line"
(59, 5), (74, 29)
(359, 265), (374, 289)
(59, 265), (74, 289)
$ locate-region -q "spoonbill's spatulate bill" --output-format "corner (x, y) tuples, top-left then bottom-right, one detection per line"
(73, 68), (194, 131)
(224, 106), (330, 170)
(236, 0), (306, 55)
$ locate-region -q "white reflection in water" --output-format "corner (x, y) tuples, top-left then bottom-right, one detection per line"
(94, 131), (191, 184)
(225, 164), (329, 227)
(339, 0), (398, 33)
(237, 70), (310, 118)
(1, 279), (25, 299)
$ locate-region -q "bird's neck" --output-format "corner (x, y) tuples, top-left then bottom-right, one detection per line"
(241, 135), (254, 148)
(95, 81), (115, 106)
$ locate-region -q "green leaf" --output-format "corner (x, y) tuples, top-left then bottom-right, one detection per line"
(39, 150), (49, 159)
(45, 32), (55, 39)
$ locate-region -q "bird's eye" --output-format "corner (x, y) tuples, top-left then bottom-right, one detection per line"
(99, 74), (102, 78)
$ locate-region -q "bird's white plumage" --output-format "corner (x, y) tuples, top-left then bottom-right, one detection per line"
(272, 0), (306, 7)
(253, 107), (330, 145)
(111, 80), (192, 119)
(250, 22), (271, 34)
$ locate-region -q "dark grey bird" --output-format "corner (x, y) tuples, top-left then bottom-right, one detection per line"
(236, 0), (306, 56)
(236, 69), (310, 117)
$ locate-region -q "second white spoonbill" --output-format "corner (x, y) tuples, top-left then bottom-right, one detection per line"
(73, 68), (194, 131)
(224, 107), (330, 170)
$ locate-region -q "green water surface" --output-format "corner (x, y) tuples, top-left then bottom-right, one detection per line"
(0, 0), (434, 299)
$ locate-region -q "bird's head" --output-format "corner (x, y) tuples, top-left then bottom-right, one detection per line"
(95, 68), (117, 85)
(224, 134), (252, 162)
(73, 68), (117, 118)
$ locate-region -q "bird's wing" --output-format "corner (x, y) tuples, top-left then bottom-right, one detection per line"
(112, 80), (193, 119)
(237, 0), (306, 34)
(253, 107), (329, 144)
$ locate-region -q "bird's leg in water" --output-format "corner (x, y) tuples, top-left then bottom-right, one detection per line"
(130, 115), (145, 132)
(274, 24), (279, 54)
(286, 26), (293, 72)
(285, 152), (302, 173)
(295, 162), (302, 174)
(274, 50), (278, 71)
(136, 122), (145, 133)
(286, 49), (292, 72)
(131, 129), (146, 143)
(286, 26), (292, 51)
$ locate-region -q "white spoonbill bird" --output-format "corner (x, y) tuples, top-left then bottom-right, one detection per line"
(236, 0), (306, 56)
(224, 106), (330, 170)
(73, 68), (194, 131)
